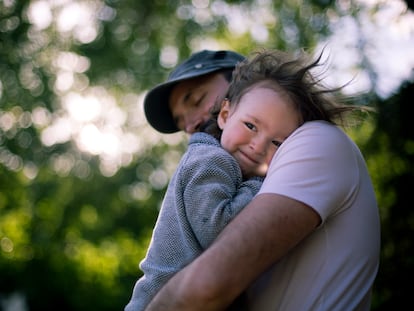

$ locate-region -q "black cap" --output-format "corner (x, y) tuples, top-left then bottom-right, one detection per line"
(144, 50), (245, 133)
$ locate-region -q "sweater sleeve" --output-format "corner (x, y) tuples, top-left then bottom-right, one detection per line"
(181, 145), (263, 249)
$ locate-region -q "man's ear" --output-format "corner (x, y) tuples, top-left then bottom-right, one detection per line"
(217, 99), (230, 130)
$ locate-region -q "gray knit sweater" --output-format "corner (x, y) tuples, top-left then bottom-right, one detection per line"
(125, 132), (263, 311)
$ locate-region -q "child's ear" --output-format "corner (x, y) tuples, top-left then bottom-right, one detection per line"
(217, 98), (231, 130)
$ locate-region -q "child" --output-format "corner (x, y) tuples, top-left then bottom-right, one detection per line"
(126, 49), (368, 311)
(124, 50), (303, 311)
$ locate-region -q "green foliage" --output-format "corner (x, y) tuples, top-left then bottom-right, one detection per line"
(366, 82), (414, 310)
(0, 141), (184, 310)
(1, 0), (413, 310)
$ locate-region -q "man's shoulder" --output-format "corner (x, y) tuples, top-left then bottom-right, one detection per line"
(291, 121), (349, 145)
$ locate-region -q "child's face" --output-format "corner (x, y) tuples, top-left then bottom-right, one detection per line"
(218, 87), (300, 178)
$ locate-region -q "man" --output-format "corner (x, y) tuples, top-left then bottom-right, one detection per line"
(142, 49), (381, 311)
(144, 49), (245, 134)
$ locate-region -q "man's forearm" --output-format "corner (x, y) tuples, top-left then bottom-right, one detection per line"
(145, 245), (239, 311)
(145, 193), (320, 311)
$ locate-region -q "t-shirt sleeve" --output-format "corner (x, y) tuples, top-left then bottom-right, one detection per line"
(259, 122), (360, 223)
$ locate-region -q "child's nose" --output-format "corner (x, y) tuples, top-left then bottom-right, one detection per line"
(250, 137), (267, 155)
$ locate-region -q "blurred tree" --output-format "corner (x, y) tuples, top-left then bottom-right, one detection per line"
(0, 0), (413, 310)
(367, 81), (414, 310)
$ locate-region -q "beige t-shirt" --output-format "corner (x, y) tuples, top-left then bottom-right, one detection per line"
(247, 121), (380, 311)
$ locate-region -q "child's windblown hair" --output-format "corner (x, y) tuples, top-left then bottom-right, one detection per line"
(202, 48), (373, 139)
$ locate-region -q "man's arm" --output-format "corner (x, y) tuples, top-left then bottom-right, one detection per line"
(145, 193), (321, 311)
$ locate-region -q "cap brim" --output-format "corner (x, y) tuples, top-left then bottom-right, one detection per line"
(144, 80), (180, 134)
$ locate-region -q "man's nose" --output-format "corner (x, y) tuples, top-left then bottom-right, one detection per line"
(184, 117), (202, 134)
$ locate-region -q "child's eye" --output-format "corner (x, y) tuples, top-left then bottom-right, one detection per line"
(272, 140), (282, 147)
(245, 122), (256, 131)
